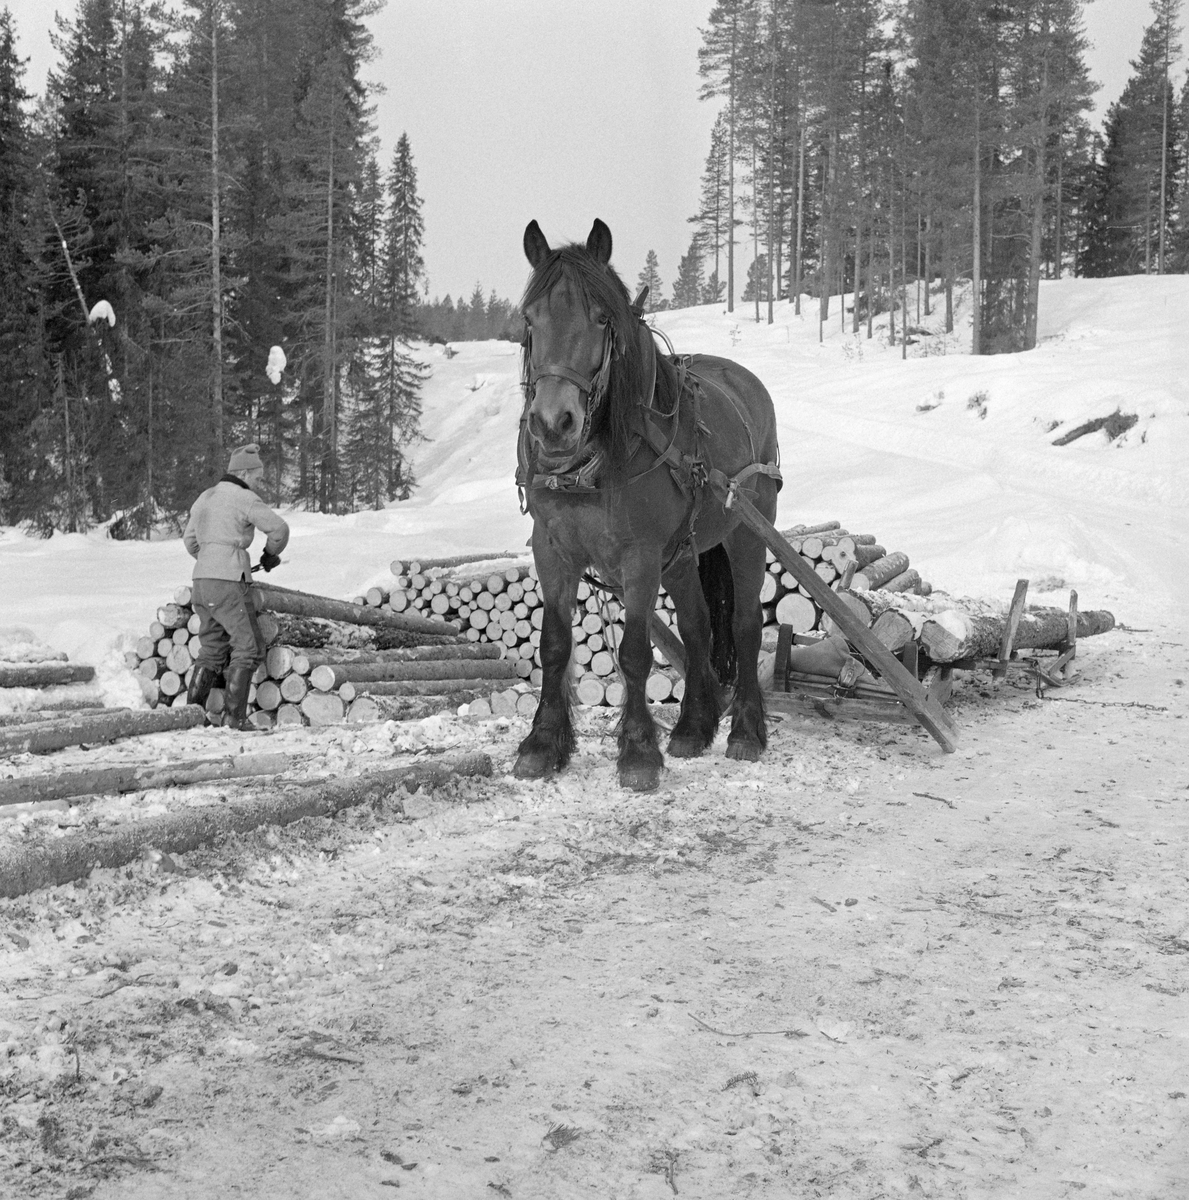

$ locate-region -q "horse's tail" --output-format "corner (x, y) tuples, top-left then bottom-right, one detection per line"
(699, 542), (737, 686)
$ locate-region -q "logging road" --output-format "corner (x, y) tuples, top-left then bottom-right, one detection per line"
(1, 622), (1186, 1198)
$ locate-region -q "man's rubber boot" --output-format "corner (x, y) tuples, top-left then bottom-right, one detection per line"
(221, 664), (256, 731)
(186, 666), (218, 715)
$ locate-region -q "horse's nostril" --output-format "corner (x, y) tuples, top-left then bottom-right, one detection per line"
(559, 411), (574, 434)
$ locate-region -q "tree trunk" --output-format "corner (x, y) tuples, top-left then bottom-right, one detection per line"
(0, 706), (204, 757)
(0, 664), (96, 688)
(209, 0), (224, 457)
(972, 88), (982, 356)
(920, 607), (1114, 663)
(0, 754), (493, 898)
(309, 658), (519, 691)
(0, 751), (295, 808)
(351, 677), (523, 698)
(254, 582), (460, 637)
(300, 644), (502, 668)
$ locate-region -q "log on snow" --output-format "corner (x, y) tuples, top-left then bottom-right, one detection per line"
(0, 663), (96, 689)
(0, 753), (494, 898)
(351, 677), (518, 697)
(0, 751), (295, 807)
(253, 582), (460, 638)
(309, 658), (519, 691)
(0, 706), (110, 728)
(919, 606), (1115, 663)
(870, 609), (915, 653)
(300, 643), (503, 668)
(0, 706), (204, 756)
(370, 691), (494, 720)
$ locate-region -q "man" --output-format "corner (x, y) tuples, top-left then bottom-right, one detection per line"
(182, 444), (289, 729)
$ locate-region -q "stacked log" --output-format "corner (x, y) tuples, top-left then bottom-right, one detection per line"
(127, 586), (523, 727)
(362, 526), (929, 710)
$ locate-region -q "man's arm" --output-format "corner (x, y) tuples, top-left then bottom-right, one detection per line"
(182, 508), (200, 559)
(247, 497), (290, 558)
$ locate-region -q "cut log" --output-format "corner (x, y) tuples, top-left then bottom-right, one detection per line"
(254, 680), (283, 711)
(854, 544), (887, 566)
(0, 706), (110, 728)
(257, 612), (280, 646)
(0, 753), (494, 898)
(871, 610), (915, 653)
(247, 710), (275, 730)
(254, 582), (461, 638)
(345, 697), (385, 723)
(350, 677), (516, 697)
(0, 706), (204, 756)
(299, 643), (503, 667)
(159, 671), (183, 697)
(773, 592), (817, 633)
(853, 552), (910, 591)
(0, 663), (96, 688)
(265, 645), (294, 678)
(279, 673), (308, 703)
(308, 658), (519, 691)
(880, 568), (922, 594)
(300, 692), (346, 725)
(576, 676), (606, 705)
(375, 691), (492, 719)
(820, 591), (875, 637)
(645, 673), (673, 702)
(275, 703), (304, 727)
(920, 606), (1115, 663)
(338, 682), (357, 704)
(1, 749), (303, 808)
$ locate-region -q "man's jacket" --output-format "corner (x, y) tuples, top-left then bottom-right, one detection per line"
(183, 476), (290, 581)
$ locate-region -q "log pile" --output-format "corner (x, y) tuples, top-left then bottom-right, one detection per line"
(124, 522), (928, 723)
(126, 582), (533, 727)
(375, 525), (928, 707)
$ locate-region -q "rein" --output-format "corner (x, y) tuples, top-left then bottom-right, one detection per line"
(516, 307), (780, 517)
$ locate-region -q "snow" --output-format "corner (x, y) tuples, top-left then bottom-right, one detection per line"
(2, 275), (1188, 1197)
(3, 275), (1185, 690)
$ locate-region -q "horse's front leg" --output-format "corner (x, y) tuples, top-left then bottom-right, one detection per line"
(615, 554), (665, 792)
(514, 538), (578, 778)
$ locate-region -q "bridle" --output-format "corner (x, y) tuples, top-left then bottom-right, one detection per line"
(521, 322), (616, 454)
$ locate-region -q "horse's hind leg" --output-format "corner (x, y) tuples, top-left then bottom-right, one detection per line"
(514, 542), (578, 778)
(615, 556), (665, 792)
(663, 551), (720, 757)
(723, 521), (770, 762)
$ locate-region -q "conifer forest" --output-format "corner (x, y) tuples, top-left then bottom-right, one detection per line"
(0, 0), (1185, 533)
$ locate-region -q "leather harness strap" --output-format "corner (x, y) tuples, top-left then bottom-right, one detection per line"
(517, 320), (782, 525)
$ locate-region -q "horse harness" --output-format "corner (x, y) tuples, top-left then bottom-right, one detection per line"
(516, 318), (782, 559)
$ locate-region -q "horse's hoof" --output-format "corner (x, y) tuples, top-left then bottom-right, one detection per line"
(667, 735), (707, 758)
(618, 763), (661, 792)
(513, 750), (555, 779)
(726, 740), (762, 762)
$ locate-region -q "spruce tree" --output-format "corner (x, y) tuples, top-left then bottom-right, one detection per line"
(636, 249), (663, 311)
(672, 238), (705, 308)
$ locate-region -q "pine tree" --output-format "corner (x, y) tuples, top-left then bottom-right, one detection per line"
(384, 131), (425, 318)
(741, 253), (770, 302)
(0, 10), (52, 527)
(636, 249), (663, 311)
(672, 238), (705, 308)
(1082, 0), (1183, 276)
(689, 111), (735, 291)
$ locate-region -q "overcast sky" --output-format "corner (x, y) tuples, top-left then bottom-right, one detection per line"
(6, 0), (1179, 304)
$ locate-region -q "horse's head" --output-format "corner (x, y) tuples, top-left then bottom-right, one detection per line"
(520, 218), (632, 462)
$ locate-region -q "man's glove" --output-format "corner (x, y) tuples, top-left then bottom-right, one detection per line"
(259, 550), (282, 573)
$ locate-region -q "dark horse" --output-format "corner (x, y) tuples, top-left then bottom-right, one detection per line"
(514, 218), (781, 792)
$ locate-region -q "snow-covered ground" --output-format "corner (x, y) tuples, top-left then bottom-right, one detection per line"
(2, 277), (1188, 1198)
(2, 273), (1184, 683)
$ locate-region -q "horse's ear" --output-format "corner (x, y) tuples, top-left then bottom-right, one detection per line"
(523, 220), (550, 268)
(586, 218), (612, 264)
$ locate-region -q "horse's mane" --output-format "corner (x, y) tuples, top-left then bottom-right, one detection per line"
(520, 243), (679, 472)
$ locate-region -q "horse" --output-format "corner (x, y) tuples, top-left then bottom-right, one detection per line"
(514, 218), (781, 793)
